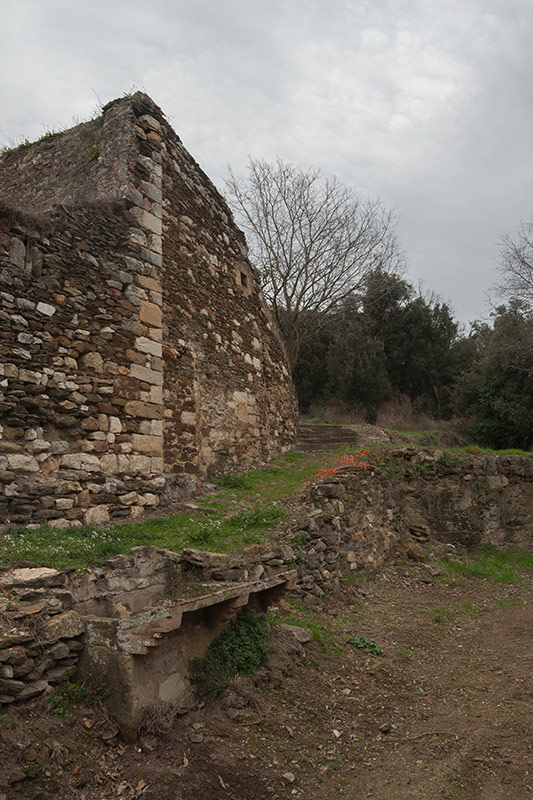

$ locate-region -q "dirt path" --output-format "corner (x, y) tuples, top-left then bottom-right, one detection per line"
(2, 561), (531, 800)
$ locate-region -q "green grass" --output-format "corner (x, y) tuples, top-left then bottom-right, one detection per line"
(394, 645), (414, 658)
(0, 451), (322, 570)
(207, 451), (322, 504)
(450, 445), (533, 457)
(442, 546), (533, 583)
(281, 612), (341, 655)
(0, 503), (288, 570)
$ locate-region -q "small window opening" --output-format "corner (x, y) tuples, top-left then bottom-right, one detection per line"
(240, 271), (248, 288)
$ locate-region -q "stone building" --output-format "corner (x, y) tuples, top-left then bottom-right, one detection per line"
(0, 94), (295, 528)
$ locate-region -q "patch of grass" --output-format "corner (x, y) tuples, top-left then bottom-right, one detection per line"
(437, 453), (459, 468)
(49, 678), (106, 717)
(346, 635), (383, 656)
(431, 607), (454, 624)
(495, 596), (523, 608)
(210, 451), (320, 504)
(212, 472), (254, 490)
(1, 449), (326, 569)
(229, 506), (287, 529)
(442, 546), (533, 583)
(282, 611), (341, 655)
(451, 445), (533, 457)
(37, 129), (64, 143)
(341, 572), (360, 586)
(1, 502), (287, 570)
(189, 607), (270, 695)
(394, 645), (414, 658)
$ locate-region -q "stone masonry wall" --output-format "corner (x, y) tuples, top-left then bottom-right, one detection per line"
(0, 203), (166, 528)
(0, 94), (295, 527)
(138, 99), (295, 479)
(290, 448), (533, 603)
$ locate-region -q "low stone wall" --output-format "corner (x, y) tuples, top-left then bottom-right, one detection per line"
(290, 447), (533, 599)
(0, 543), (297, 720)
(1, 447), (530, 721)
(0, 572), (85, 704)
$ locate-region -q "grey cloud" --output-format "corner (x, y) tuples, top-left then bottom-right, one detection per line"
(1, 0), (532, 324)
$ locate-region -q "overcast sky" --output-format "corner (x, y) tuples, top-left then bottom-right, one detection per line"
(1, 0), (532, 327)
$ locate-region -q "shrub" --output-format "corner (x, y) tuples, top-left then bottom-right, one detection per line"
(189, 607), (270, 695)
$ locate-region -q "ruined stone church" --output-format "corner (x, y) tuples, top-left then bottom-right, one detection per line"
(0, 94), (295, 528)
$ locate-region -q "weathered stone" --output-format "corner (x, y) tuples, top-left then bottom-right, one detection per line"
(281, 624), (312, 643)
(100, 454), (118, 474)
(9, 237), (26, 268)
(80, 352), (104, 372)
(119, 491), (139, 506)
(6, 454), (39, 472)
(36, 301), (56, 316)
(48, 642), (70, 660)
(84, 505), (110, 525)
(43, 611), (85, 642)
(135, 274), (162, 292)
(128, 207), (162, 236)
(135, 336), (162, 356)
(0, 677), (25, 694)
(124, 401), (163, 419)
(0, 567), (64, 591)
(131, 434), (163, 456)
(129, 363), (163, 386)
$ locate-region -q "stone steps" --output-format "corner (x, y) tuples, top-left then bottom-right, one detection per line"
(293, 422), (360, 452)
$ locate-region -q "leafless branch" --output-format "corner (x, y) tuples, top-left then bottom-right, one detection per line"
(225, 158), (404, 369)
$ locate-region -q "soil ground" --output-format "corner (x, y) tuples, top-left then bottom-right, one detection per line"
(1, 559), (531, 800)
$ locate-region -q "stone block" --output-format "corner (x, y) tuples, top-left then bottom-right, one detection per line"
(60, 453), (82, 470)
(135, 337), (162, 357)
(55, 498), (74, 510)
(129, 207), (162, 236)
(119, 491), (138, 506)
(100, 454), (118, 474)
(129, 455), (152, 474)
(151, 420), (163, 436)
(9, 237), (26, 268)
(124, 400), (163, 419)
(36, 302), (56, 317)
(84, 505), (110, 525)
(129, 364), (163, 386)
(79, 454), (101, 472)
(7, 454), (39, 472)
(80, 352), (104, 373)
(43, 611), (85, 642)
(139, 301), (162, 328)
(109, 416), (122, 433)
(135, 274), (162, 292)
(117, 454), (132, 473)
(113, 375), (140, 400)
(143, 493), (158, 506)
(131, 434), (163, 456)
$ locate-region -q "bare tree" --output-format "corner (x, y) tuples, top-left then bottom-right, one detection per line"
(497, 218), (533, 305)
(225, 158), (403, 370)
